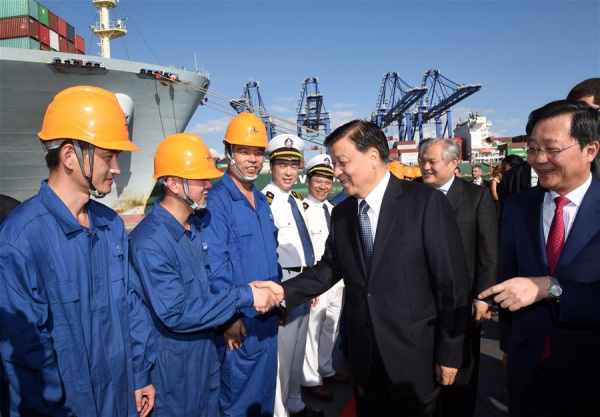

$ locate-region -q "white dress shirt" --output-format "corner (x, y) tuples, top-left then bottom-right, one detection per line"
(543, 173), (592, 244)
(437, 175), (456, 195)
(356, 171), (391, 241)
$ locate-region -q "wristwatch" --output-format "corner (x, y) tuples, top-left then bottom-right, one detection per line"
(548, 276), (562, 299)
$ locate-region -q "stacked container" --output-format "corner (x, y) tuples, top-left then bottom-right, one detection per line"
(0, 1), (88, 53)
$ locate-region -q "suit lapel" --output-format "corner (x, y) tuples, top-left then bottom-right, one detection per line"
(446, 177), (463, 212)
(345, 197), (368, 278)
(555, 178), (600, 276)
(369, 177), (402, 281)
(524, 186), (548, 273)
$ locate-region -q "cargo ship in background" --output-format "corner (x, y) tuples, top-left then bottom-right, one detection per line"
(0, 0), (210, 226)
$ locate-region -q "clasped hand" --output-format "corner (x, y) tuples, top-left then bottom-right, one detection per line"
(248, 280), (284, 313)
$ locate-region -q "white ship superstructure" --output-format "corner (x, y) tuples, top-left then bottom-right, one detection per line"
(453, 112), (503, 164)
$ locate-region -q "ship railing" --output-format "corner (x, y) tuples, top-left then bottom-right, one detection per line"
(91, 20), (127, 32)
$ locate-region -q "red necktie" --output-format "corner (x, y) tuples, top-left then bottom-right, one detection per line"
(540, 195), (570, 360)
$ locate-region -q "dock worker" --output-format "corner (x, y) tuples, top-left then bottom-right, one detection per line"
(128, 133), (283, 416)
(0, 86), (155, 417)
(263, 134), (324, 417)
(201, 113), (281, 416)
(301, 154), (350, 402)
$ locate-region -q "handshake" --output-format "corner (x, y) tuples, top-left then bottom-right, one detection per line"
(248, 281), (285, 313)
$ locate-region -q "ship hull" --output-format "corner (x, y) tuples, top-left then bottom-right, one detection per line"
(0, 47), (209, 219)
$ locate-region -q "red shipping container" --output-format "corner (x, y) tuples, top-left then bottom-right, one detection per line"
(0, 16), (40, 40)
(67, 41), (75, 53)
(74, 34), (84, 53)
(48, 11), (58, 32)
(58, 35), (67, 52)
(76, 49), (84, 55)
(57, 17), (67, 37)
(38, 22), (49, 46)
(40, 43), (51, 51)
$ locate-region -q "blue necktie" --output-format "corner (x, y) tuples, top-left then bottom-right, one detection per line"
(323, 203), (331, 232)
(358, 200), (373, 274)
(288, 194), (315, 267)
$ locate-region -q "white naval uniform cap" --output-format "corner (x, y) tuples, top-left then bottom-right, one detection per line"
(267, 134), (305, 161)
(305, 154), (334, 178)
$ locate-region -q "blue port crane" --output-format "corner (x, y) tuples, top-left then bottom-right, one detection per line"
(230, 80), (276, 140)
(410, 69), (481, 141)
(371, 72), (428, 140)
(296, 77), (331, 142)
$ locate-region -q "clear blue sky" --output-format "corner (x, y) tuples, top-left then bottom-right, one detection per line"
(46, 0), (600, 154)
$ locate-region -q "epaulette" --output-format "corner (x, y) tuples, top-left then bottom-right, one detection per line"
(302, 202), (309, 211)
(266, 191), (274, 205)
(328, 199), (336, 207)
(291, 190), (302, 200)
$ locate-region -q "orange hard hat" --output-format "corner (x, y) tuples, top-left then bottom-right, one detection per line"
(223, 113), (269, 148)
(38, 85), (138, 151)
(412, 166), (422, 177)
(387, 161), (404, 179)
(402, 165), (415, 178)
(153, 133), (223, 180)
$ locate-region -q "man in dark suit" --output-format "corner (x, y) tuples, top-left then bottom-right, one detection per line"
(479, 100), (600, 416)
(470, 165), (489, 187)
(418, 138), (498, 417)
(263, 120), (471, 417)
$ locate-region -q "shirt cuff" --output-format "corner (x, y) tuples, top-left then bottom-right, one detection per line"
(134, 369), (152, 390)
(474, 298), (492, 306)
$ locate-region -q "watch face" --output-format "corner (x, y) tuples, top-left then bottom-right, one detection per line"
(549, 285), (562, 297)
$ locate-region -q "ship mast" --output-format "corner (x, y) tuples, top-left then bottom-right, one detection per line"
(91, 0), (126, 58)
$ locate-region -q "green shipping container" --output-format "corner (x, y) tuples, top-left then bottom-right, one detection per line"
(0, 0), (39, 20)
(0, 36), (40, 49)
(506, 147), (527, 158)
(37, 3), (48, 26)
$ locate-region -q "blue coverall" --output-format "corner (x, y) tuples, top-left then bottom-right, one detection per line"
(129, 200), (255, 417)
(0, 181), (152, 417)
(201, 173), (280, 417)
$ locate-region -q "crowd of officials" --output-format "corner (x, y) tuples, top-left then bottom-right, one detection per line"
(0, 77), (599, 417)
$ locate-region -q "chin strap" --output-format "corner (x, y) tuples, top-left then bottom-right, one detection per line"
(158, 177), (205, 211)
(225, 144), (258, 183)
(72, 141), (106, 199)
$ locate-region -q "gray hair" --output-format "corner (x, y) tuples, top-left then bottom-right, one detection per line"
(418, 138), (460, 163)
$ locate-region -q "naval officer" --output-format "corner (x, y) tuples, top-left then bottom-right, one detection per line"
(301, 154), (350, 401)
(263, 135), (324, 417)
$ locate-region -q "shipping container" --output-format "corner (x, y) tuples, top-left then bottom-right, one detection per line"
(40, 42), (50, 50)
(506, 148), (527, 158)
(49, 28), (58, 50)
(67, 40), (75, 53)
(75, 49), (84, 55)
(0, 0), (39, 20)
(48, 10), (57, 32)
(0, 15), (39, 39)
(58, 34), (66, 51)
(0, 36), (39, 49)
(37, 3), (48, 26)
(38, 21), (48, 45)
(66, 22), (74, 42)
(57, 16), (66, 37)
(74, 34), (84, 52)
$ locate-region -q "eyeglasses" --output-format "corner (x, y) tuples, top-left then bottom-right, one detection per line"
(525, 143), (579, 158)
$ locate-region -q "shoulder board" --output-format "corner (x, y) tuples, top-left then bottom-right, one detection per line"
(266, 191), (274, 205)
(328, 199), (336, 206)
(302, 202), (309, 211)
(291, 191), (302, 200)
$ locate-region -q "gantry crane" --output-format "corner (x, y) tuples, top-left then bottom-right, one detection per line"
(371, 72), (427, 140)
(410, 69), (481, 141)
(296, 77), (330, 142)
(230, 80), (276, 141)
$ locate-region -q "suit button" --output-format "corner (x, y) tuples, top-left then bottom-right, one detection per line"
(367, 291), (373, 296)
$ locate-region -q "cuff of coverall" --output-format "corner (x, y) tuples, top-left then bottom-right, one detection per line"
(134, 369), (152, 390)
(237, 284), (255, 309)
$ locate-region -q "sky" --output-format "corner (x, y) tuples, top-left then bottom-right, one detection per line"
(44, 0), (600, 157)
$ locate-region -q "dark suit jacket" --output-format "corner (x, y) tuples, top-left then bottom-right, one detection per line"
(499, 178), (600, 401)
(283, 175), (471, 399)
(446, 178), (498, 296)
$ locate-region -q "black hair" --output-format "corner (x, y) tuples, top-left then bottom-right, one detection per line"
(324, 120), (389, 162)
(502, 154), (524, 169)
(45, 139), (73, 170)
(567, 78), (600, 106)
(526, 100), (600, 148)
